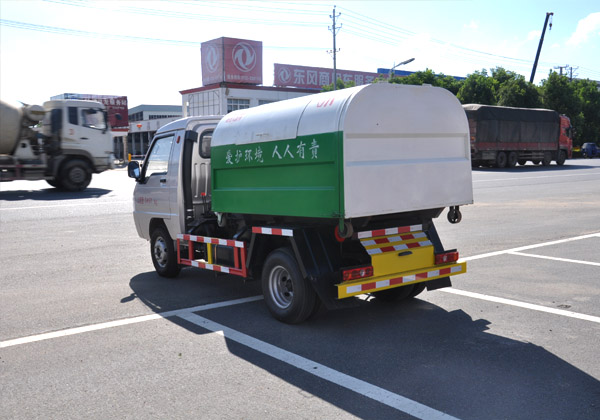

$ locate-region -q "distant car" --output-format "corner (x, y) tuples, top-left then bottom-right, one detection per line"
(581, 143), (599, 158)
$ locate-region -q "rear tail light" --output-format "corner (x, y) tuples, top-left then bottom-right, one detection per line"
(342, 266), (373, 282)
(435, 250), (459, 265)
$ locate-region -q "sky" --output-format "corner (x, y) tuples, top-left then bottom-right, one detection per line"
(1, 0), (599, 108)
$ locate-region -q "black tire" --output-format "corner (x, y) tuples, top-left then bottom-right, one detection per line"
(262, 248), (317, 324)
(408, 282), (426, 298)
(150, 226), (181, 278)
(531, 159), (541, 165)
(372, 284), (416, 302)
(59, 159), (92, 191)
(507, 152), (518, 168)
(517, 159), (527, 166)
(46, 178), (62, 188)
(541, 152), (552, 166)
(496, 152), (507, 168)
(556, 150), (566, 166)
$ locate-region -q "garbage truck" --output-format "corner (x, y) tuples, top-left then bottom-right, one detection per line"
(0, 99), (115, 191)
(128, 83), (473, 323)
(464, 104), (573, 168)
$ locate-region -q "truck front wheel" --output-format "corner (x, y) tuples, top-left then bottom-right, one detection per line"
(556, 150), (566, 166)
(59, 159), (92, 191)
(262, 248), (317, 324)
(150, 226), (181, 278)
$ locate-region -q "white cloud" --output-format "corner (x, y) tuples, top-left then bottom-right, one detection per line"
(527, 30), (541, 41)
(566, 12), (600, 46)
(463, 20), (478, 30)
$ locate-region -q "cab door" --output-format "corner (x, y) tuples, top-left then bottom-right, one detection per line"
(134, 133), (176, 238)
(63, 105), (110, 158)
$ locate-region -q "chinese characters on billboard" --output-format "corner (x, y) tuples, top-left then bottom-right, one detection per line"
(274, 64), (385, 89)
(201, 37), (263, 86)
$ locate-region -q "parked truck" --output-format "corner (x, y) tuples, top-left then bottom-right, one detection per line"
(0, 99), (115, 191)
(128, 83), (473, 323)
(464, 104), (573, 168)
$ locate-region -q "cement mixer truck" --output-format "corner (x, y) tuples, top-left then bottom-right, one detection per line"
(0, 99), (115, 191)
(128, 83), (473, 323)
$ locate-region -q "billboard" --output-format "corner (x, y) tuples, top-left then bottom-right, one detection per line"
(201, 37), (263, 85)
(274, 64), (385, 89)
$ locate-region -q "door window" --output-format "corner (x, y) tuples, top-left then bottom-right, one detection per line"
(144, 135), (174, 179)
(200, 130), (213, 158)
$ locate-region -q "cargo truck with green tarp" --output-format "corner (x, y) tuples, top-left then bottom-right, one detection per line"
(128, 83), (473, 323)
(464, 104), (573, 168)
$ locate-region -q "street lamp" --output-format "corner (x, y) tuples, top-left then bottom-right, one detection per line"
(389, 58), (415, 79)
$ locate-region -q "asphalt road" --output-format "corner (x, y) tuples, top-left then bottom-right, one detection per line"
(1, 160), (599, 420)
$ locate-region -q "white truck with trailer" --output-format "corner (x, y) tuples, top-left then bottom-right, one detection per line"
(0, 99), (115, 191)
(128, 83), (473, 323)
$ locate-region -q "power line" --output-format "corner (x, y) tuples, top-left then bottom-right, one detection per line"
(0, 19), (327, 51)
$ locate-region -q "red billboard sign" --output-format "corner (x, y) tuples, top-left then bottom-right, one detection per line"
(274, 63), (384, 89)
(95, 96), (129, 129)
(201, 37), (263, 85)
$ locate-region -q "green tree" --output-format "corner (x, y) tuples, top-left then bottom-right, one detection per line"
(321, 78), (356, 92)
(540, 72), (583, 145)
(496, 76), (541, 108)
(573, 78), (600, 145)
(387, 68), (464, 95)
(540, 72), (580, 117)
(456, 70), (498, 104)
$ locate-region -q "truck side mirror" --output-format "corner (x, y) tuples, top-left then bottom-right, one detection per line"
(128, 161), (141, 180)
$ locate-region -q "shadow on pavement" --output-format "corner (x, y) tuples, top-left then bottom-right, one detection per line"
(0, 187), (111, 201)
(473, 162), (594, 173)
(127, 270), (600, 420)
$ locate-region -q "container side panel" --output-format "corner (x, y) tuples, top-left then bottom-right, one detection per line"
(344, 134), (472, 217)
(342, 84), (473, 218)
(212, 132), (343, 218)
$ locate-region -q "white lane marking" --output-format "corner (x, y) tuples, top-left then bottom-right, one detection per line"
(462, 233), (600, 262)
(0, 296), (262, 349)
(178, 312), (460, 420)
(441, 289), (600, 324)
(0, 201), (131, 211)
(473, 171), (600, 183)
(509, 251), (600, 267)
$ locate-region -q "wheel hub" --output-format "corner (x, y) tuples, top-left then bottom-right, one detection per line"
(269, 266), (294, 309)
(153, 237), (168, 268)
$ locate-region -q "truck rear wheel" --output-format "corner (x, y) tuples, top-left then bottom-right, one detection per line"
(60, 159), (92, 191)
(46, 178), (62, 188)
(507, 152), (518, 168)
(262, 248), (317, 324)
(541, 152), (552, 166)
(373, 282), (426, 302)
(150, 226), (181, 278)
(496, 152), (507, 168)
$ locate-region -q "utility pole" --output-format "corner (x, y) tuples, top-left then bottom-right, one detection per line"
(530, 12), (553, 83)
(329, 6), (341, 90)
(554, 65), (567, 76)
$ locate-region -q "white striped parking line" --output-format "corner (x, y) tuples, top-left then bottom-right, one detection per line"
(461, 232), (600, 262)
(0, 296), (263, 349)
(508, 251), (600, 267)
(178, 312), (460, 420)
(441, 288), (600, 324)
